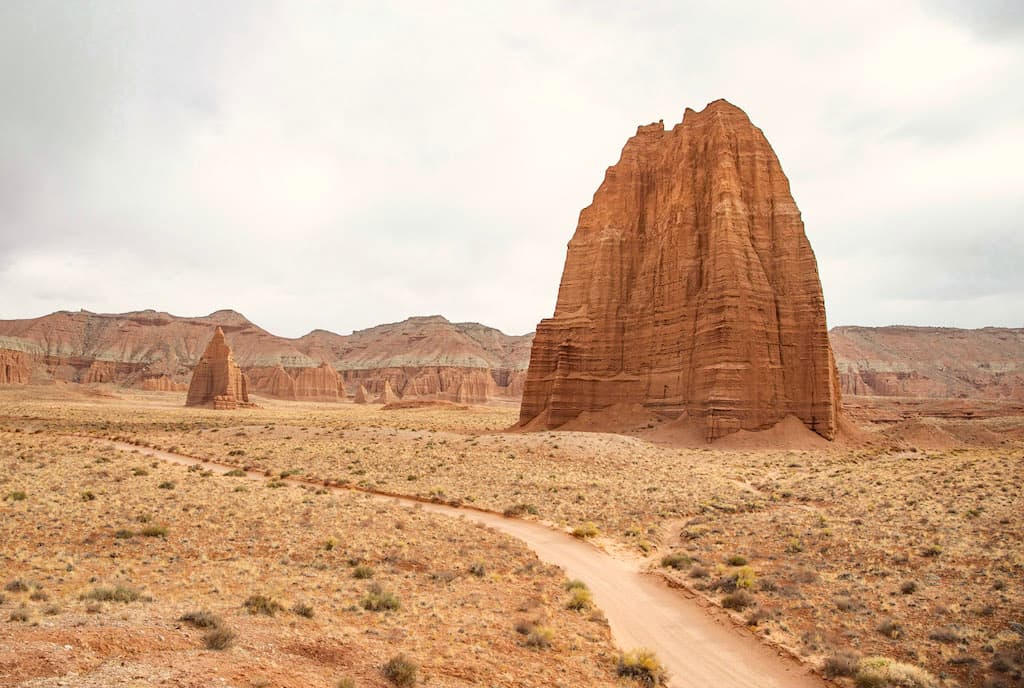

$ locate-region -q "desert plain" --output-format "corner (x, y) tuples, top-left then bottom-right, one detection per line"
(1, 385), (1021, 688)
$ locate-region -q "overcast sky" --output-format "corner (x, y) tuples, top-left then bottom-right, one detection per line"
(1, 1), (1021, 337)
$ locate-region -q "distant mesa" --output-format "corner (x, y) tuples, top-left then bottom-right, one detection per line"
(519, 99), (841, 441)
(185, 327), (255, 409)
(0, 309), (528, 405)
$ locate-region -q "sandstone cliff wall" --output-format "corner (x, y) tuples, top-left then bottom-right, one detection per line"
(832, 326), (1024, 400)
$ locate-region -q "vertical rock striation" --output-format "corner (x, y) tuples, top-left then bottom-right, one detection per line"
(520, 100), (840, 441)
(0, 349), (33, 385)
(353, 384), (371, 404)
(185, 327), (252, 409)
(375, 379), (400, 404)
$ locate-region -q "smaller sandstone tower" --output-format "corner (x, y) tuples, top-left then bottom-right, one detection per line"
(186, 327), (252, 409)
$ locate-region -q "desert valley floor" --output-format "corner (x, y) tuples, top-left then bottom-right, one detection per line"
(1, 387), (1022, 688)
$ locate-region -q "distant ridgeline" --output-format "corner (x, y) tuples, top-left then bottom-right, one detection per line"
(0, 309), (530, 404)
(0, 309), (1020, 405)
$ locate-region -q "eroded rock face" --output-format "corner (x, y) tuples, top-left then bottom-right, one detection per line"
(353, 384), (371, 404)
(293, 362), (341, 401)
(248, 365), (297, 400)
(0, 310), (529, 404)
(185, 328), (252, 409)
(832, 326), (1024, 400)
(141, 376), (187, 392)
(83, 360), (117, 384)
(0, 349), (32, 385)
(520, 100), (840, 440)
(374, 379), (399, 404)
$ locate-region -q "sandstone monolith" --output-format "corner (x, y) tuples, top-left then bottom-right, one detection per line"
(375, 379), (399, 404)
(519, 100), (840, 441)
(353, 384), (370, 404)
(186, 327), (252, 409)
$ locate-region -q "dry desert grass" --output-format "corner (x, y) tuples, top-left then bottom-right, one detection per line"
(0, 416), (623, 686)
(1, 386), (1022, 687)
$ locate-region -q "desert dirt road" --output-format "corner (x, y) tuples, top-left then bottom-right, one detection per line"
(96, 437), (826, 688)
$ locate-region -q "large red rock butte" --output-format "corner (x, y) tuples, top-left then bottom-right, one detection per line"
(519, 99), (841, 441)
(185, 328), (252, 409)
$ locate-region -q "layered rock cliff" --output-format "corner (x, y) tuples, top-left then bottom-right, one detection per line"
(141, 376), (188, 392)
(0, 348), (33, 385)
(0, 310), (529, 404)
(832, 326), (1024, 400)
(520, 100), (840, 440)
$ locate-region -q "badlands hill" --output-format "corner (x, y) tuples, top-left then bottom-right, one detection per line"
(0, 308), (1021, 407)
(831, 325), (1024, 400)
(0, 309), (530, 404)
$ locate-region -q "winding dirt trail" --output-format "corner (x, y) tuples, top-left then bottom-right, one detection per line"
(95, 437), (825, 688)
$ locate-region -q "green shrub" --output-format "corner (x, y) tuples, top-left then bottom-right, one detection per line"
(179, 610), (223, 628)
(566, 587), (593, 611)
(203, 626), (236, 650)
(823, 651), (861, 678)
(5, 491), (26, 501)
(361, 583), (400, 612)
(660, 553), (691, 570)
(468, 563), (486, 578)
(876, 618), (902, 639)
(725, 554), (748, 566)
(4, 579), (32, 593)
(854, 657), (937, 688)
(141, 525), (167, 538)
(291, 601), (314, 618)
(525, 625), (554, 648)
(503, 503), (539, 517)
(114, 529), (134, 539)
(224, 468), (247, 477)
(382, 653), (417, 687)
(735, 566), (756, 589)
(616, 648), (668, 685)
(243, 595), (283, 616)
(81, 586), (145, 603)
(157, 481), (175, 490)
(928, 626), (964, 643)
(571, 522), (599, 539)
(353, 565), (374, 579)
(722, 590), (755, 611)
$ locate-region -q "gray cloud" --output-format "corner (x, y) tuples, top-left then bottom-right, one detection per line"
(1, 1), (1021, 336)
(927, 0), (1024, 39)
